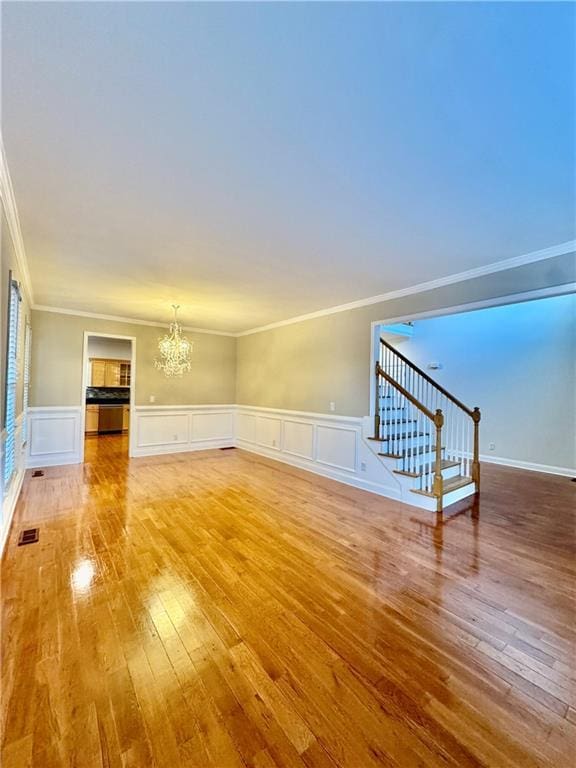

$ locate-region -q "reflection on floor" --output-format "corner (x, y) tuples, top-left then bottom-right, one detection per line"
(1, 447), (575, 767)
(84, 432), (129, 464)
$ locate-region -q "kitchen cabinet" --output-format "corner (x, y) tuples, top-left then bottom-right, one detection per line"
(119, 363), (131, 387)
(85, 405), (99, 434)
(90, 359), (131, 388)
(90, 360), (107, 387)
(122, 405), (130, 432)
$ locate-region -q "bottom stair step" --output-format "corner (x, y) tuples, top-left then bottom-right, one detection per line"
(411, 475), (474, 498)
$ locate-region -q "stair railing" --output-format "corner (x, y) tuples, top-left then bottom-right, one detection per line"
(375, 363), (445, 502)
(374, 338), (481, 502)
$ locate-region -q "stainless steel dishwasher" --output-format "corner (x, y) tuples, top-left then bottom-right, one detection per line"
(98, 405), (124, 433)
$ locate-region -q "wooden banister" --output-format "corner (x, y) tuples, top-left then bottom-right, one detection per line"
(376, 363), (436, 422)
(433, 409), (444, 511)
(380, 337), (476, 417)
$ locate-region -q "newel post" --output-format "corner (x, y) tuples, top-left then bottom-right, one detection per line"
(433, 409), (444, 512)
(472, 407), (481, 492)
(373, 362), (381, 440)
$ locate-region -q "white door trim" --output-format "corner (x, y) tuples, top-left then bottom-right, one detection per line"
(80, 331), (137, 461)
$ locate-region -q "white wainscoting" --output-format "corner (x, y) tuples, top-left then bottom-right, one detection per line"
(132, 405), (235, 457)
(27, 406), (83, 468)
(21, 404), (402, 502)
(13, 402), (574, 530)
(235, 406), (401, 500)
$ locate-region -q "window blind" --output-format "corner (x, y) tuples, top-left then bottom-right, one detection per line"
(4, 277), (21, 492)
(21, 323), (32, 446)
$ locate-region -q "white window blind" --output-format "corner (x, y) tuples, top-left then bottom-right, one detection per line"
(22, 322), (32, 445)
(4, 277), (21, 492)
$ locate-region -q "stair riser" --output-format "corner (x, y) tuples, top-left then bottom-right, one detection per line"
(442, 463), (461, 480)
(382, 413), (416, 434)
(382, 434), (431, 452)
(379, 408), (409, 420)
(442, 482), (476, 507)
(422, 463), (461, 482)
(380, 401), (413, 419)
(397, 462), (461, 482)
(409, 482), (476, 512)
(394, 449), (439, 469)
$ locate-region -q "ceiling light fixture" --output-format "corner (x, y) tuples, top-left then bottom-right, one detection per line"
(154, 304), (193, 377)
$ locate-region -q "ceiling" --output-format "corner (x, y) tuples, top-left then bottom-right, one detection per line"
(2, 2), (575, 333)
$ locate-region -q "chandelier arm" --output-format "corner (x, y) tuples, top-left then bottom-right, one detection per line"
(155, 305), (193, 376)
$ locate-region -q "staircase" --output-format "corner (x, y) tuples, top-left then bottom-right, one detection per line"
(371, 338), (481, 512)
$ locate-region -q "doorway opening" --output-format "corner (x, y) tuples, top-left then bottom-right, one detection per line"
(80, 333), (136, 463)
(369, 290), (575, 476)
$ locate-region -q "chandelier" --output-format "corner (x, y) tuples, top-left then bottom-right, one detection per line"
(154, 305), (193, 377)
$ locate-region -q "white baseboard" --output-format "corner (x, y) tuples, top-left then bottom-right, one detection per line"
(132, 437), (234, 457)
(480, 453), (575, 478)
(237, 440), (402, 500)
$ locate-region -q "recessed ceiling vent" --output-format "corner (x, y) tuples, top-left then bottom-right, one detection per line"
(18, 528), (39, 546)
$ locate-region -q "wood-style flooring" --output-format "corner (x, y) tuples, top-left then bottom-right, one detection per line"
(1, 434), (575, 767)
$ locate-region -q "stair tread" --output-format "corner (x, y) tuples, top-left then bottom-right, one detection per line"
(378, 445), (439, 459)
(393, 460), (459, 479)
(370, 432), (429, 441)
(411, 475), (474, 498)
(381, 407), (408, 413)
(381, 431), (429, 440)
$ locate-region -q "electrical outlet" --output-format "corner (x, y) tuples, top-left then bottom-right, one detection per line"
(173, 434), (178, 441)
(272, 439), (277, 447)
(149, 394), (155, 403)
(329, 401), (336, 412)
(489, 442), (496, 451)
(360, 461), (367, 472)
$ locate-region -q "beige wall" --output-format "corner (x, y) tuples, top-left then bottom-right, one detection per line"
(30, 310), (236, 407)
(1, 208), (31, 426)
(236, 252), (576, 416)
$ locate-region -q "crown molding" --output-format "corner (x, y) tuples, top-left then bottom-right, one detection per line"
(237, 239), (576, 336)
(31, 305), (236, 337)
(32, 237), (575, 338)
(0, 133), (34, 305)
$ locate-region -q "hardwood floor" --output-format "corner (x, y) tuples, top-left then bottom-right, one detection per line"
(1, 435), (575, 767)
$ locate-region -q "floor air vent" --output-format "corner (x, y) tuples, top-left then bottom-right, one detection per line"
(18, 528), (39, 546)
(32, 470), (44, 478)
(219, 446), (236, 450)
